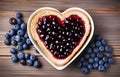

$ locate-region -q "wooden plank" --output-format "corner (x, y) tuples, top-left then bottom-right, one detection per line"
(0, 0), (120, 11)
(0, 57), (119, 77)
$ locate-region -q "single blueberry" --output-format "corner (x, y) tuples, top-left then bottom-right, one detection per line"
(87, 64), (93, 70)
(13, 24), (20, 31)
(95, 35), (102, 41)
(93, 63), (98, 69)
(23, 43), (29, 49)
(21, 37), (26, 43)
(26, 38), (32, 45)
(30, 55), (36, 61)
(11, 36), (16, 41)
(16, 44), (23, 51)
(85, 54), (90, 59)
(106, 53), (112, 58)
(10, 48), (17, 54)
(16, 12), (22, 18)
(97, 53), (103, 58)
(11, 55), (18, 62)
(9, 29), (16, 36)
(94, 57), (99, 62)
(24, 33), (29, 39)
(17, 19), (23, 25)
(33, 60), (41, 68)
(79, 57), (85, 62)
(102, 56), (108, 62)
(95, 41), (102, 47)
(17, 29), (25, 36)
(105, 45), (112, 52)
(90, 53), (95, 58)
(83, 61), (88, 66)
(99, 46), (104, 52)
(21, 23), (27, 30)
(93, 47), (99, 53)
(25, 53), (31, 59)
(9, 17), (17, 25)
(88, 58), (94, 64)
(4, 39), (11, 45)
(90, 42), (95, 48)
(108, 58), (114, 64)
(26, 59), (33, 66)
(76, 61), (82, 68)
(86, 47), (92, 54)
(101, 39), (107, 45)
(15, 35), (21, 42)
(104, 63), (109, 68)
(81, 67), (89, 74)
(20, 59), (26, 65)
(99, 60), (104, 65)
(5, 33), (11, 39)
(17, 52), (25, 60)
(98, 65), (105, 71)
(11, 40), (17, 46)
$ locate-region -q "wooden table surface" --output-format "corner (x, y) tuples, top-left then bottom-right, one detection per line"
(0, 0), (120, 77)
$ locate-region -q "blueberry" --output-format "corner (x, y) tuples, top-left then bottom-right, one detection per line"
(23, 43), (29, 49)
(9, 29), (16, 36)
(86, 47), (92, 54)
(99, 60), (104, 65)
(97, 53), (103, 58)
(93, 63), (98, 69)
(90, 42), (95, 48)
(79, 57), (85, 62)
(25, 53), (30, 59)
(101, 39), (107, 45)
(17, 19), (23, 25)
(21, 37), (26, 43)
(4, 39), (11, 45)
(10, 48), (17, 54)
(17, 29), (25, 36)
(90, 53), (95, 58)
(17, 52), (25, 60)
(30, 55), (36, 61)
(11, 36), (16, 41)
(83, 61), (88, 66)
(105, 45), (112, 52)
(16, 44), (23, 51)
(104, 63), (109, 68)
(20, 59), (26, 65)
(16, 12), (22, 18)
(5, 33), (11, 39)
(99, 46), (104, 52)
(76, 61), (82, 68)
(98, 65), (105, 71)
(24, 33), (29, 38)
(15, 35), (21, 42)
(21, 23), (27, 30)
(108, 58), (113, 64)
(94, 57), (99, 62)
(11, 55), (18, 62)
(106, 53), (112, 58)
(81, 67), (89, 74)
(9, 17), (17, 25)
(26, 59), (33, 66)
(26, 38), (32, 45)
(33, 60), (41, 68)
(85, 54), (90, 59)
(95, 41), (102, 47)
(95, 35), (102, 41)
(13, 24), (20, 30)
(102, 56), (108, 62)
(11, 40), (17, 46)
(93, 47), (99, 53)
(87, 64), (93, 70)
(88, 58), (94, 63)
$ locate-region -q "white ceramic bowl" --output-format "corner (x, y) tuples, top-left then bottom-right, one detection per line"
(27, 7), (94, 70)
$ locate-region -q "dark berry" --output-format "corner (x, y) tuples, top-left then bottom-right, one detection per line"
(17, 19), (23, 25)
(95, 35), (102, 41)
(4, 39), (11, 45)
(20, 59), (26, 65)
(85, 54), (90, 59)
(101, 39), (107, 45)
(10, 48), (17, 54)
(108, 58), (114, 64)
(26, 38), (32, 45)
(105, 45), (112, 52)
(87, 64), (93, 70)
(5, 33), (11, 39)
(26, 60), (33, 66)
(11, 40), (17, 46)
(97, 53), (103, 58)
(25, 53), (31, 59)
(9, 29), (16, 36)
(88, 58), (94, 64)
(16, 12), (22, 18)
(93, 63), (98, 69)
(93, 47), (99, 53)
(11, 36), (16, 41)
(30, 55), (36, 61)
(86, 47), (92, 54)
(9, 17), (17, 25)
(81, 67), (89, 74)
(33, 60), (41, 68)
(104, 63), (109, 68)
(102, 56), (108, 62)
(17, 29), (25, 36)
(99, 60), (104, 65)
(17, 52), (25, 60)
(94, 57), (99, 62)
(11, 55), (18, 62)
(95, 41), (102, 47)
(106, 53), (112, 58)
(16, 44), (23, 51)
(13, 24), (20, 30)
(90, 42), (95, 48)
(15, 35), (21, 42)
(76, 61), (82, 68)
(99, 46), (104, 52)
(21, 23), (27, 30)
(23, 43), (29, 49)
(98, 65), (105, 71)
(90, 53), (95, 58)
(24, 33), (29, 38)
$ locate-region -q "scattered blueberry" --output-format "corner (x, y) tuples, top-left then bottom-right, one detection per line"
(93, 47), (99, 53)
(93, 63), (98, 69)
(13, 24), (20, 30)
(101, 39), (107, 45)
(10, 48), (17, 54)
(94, 57), (99, 62)
(106, 53), (112, 58)
(25, 53), (30, 59)
(11, 40), (17, 46)
(102, 56), (108, 62)
(5, 33), (11, 39)
(90, 42), (95, 48)
(16, 12), (22, 18)
(21, 23), (27, 30)
(88, 58), (94, 64)
(95, 41), (102, 47)
(11, 36), (16, 41)
(16, 44), (23, 51)
(20, 59), (26, 65)
(24, 33), (29, 38)
(9, 17), (17, 25)
(23, 43), (29, 49)
(30, 55), (36, 61)
(87, 64), (93, 70)
(17, 29), (25, 36)
(81, 67), (89, 74)
(15, 35), (21, 42)
(33, 60), (41, 68)
(105, 45), (112, 52)
(99, 60), (104, 65)
(99, 46), (104, 52)
(86, 47), (92, 54)
(17, 52), (25, 60)
(76, 61), (82, 68)
(108, 58), (113, 64)
(90, 53), (95, 58)
(26, 59), (33, 66)
(95, 35), (102, 41)
(97, 53), (103, 58)
(9, 29), (16, 36)
(4, 39), (11, 45)
(11, 55), (18, 62)
(26, 38), (32, 45)
(104, 63), (109, 68)
(17, 19), (23, 25)
(98, 65), (105, 71)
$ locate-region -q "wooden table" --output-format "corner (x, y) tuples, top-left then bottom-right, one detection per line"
(0, 0), (120, 77)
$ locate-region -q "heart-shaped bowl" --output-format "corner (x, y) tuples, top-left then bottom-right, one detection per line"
(27, 7), (94, 70)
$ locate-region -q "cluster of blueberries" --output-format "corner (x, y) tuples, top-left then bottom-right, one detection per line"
(4, 12), (41, 68)
(75, 35), (114, 74)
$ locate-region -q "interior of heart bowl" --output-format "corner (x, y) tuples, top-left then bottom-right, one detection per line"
(27, 7), (94, 70)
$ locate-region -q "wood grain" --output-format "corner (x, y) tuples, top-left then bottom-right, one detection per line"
(0, 0), (120, 77)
